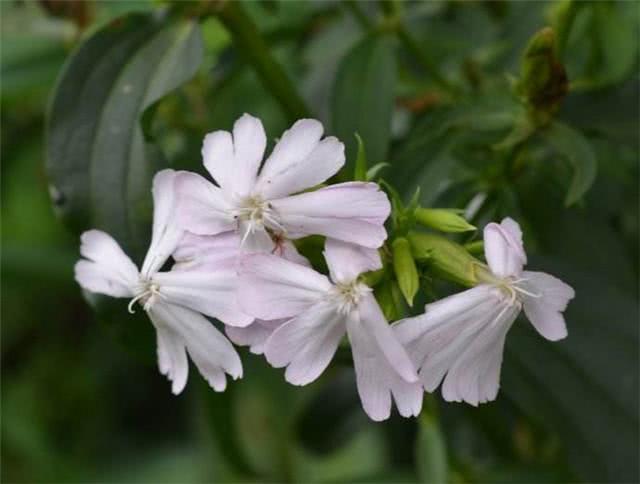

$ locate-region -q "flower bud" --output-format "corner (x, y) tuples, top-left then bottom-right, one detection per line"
(407, 231), (486, 287)
(392, 237), (419, 306)
(414, 208), (476, 233)
(375, 279), (403, 321)
(463, 240), (484, 255)
(517, 27), (568, 122)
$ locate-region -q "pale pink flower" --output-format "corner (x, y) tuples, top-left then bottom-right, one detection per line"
(172, 230), (311, 354)
(393, 217), (575, 405)
(74, 170), (250, 394)
(174, 114), (390, 253)
(238, 239), (422, 421)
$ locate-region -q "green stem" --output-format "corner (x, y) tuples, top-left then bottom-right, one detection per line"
(216, 1), (312, 122)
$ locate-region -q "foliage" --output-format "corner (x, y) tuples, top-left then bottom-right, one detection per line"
(2, 1), (638, 483)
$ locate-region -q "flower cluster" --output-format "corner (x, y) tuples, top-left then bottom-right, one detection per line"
(75, 114), (574, 421)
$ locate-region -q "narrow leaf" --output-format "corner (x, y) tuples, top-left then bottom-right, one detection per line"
(332, 34), (396, 176)
(46, 13), (203, 259)
(542, 121), (597, 206)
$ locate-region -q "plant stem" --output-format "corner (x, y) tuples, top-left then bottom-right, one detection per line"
(216, 1), (312, 122)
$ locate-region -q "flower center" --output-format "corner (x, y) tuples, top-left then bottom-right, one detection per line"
(492, 276), (541, 307)
(330, 281), (372, 315)
(232, 195), (284, 245)
(128, 280), (162, 313)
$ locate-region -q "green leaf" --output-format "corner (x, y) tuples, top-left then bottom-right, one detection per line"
(568, 2), (639, 91)
(46, 13), (203, 259)
(415, 413), (448, 484)
(503, 258), (639, 482)
(332, 34), (396, 176)
(353, 133), (368, 181)
(541, 121), (597, 206)
(388, 100), (517, 205)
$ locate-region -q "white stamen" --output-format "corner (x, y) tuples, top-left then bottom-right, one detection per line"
(513, 285), (542, 299)
(232, 195), (284, 246)
(330, 281), (372, 315)
(492, 276), (541, 305)
(128, 281), (162, 313)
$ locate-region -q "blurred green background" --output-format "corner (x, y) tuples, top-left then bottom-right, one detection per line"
(2, 1), (638, 483)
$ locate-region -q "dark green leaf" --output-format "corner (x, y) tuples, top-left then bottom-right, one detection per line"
(503, 258), (639, 482)
(541, 121), (597, 206)
(569, 2), (639, 90)
(331, 34), (396, 174)
(46, 13), (203, 259)
(388, 100), (516, 205)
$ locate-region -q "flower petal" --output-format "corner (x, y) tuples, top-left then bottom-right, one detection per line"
(271, 182), (390, 248)
(277, 239), (312, 267)
(228, 113), (267, 196)
(149, 302), (242, 393)
(74, 230), (139, 298)
(393, 285), (501, 392)
(225, 319), (285, 355)
(174, 171), (235, 237)
(141, 169), (185, 277)
(257, 136), (345, 199)
(237, 221), (276, 254)
(148, 308), (189, 395)
(358, 293), (418, 383)
(393, 285), (496, 346)
(202, 130), (234, 189)
(264, 300), (346, 385)
(483, 217), (527, 278)
(520, 270), (574, 341)
(347, 315), (423, 422)
(255, 119), (324, 198)
(238, 254), (331, 320)
(172, 232), (240, 271)
(202, 115), (266, 195)
(153, 268), (252, 327)
(440, 304), (518, 405)
(323, 238), (381, 284)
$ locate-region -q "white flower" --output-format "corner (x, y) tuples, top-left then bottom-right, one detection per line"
(172, 230), (311, 355)
(174, 114), (390, 253)
(238, 239), (422, 422)
(393, 217), (575, 406)
(74, 170), (250, 394)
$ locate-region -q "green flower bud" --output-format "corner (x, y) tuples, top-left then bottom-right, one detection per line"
(414, 208), (476, 233)
(392, 237), (419, 306)
(407, 231), (488, 287)
(375, 279), (402, 321)
(463, 240), (485, 255)
(361, 267), (385, 288)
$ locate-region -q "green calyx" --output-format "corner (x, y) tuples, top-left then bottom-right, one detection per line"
(407, 231), (488, 287)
